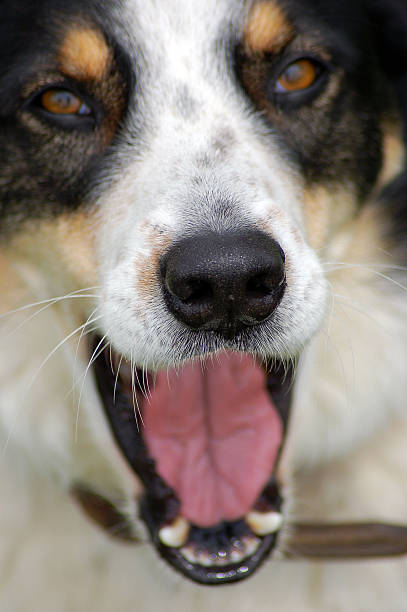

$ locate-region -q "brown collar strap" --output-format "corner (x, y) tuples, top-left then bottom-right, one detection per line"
(71, 487), (407, 559)
(282, 522), (407, 559)
(71, 485), (137, 542)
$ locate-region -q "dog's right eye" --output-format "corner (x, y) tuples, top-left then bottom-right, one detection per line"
(39, 89), (92, 116)
(25, 85), (99, 130)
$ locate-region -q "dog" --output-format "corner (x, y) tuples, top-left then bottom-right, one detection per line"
(1, 0), (407, 609)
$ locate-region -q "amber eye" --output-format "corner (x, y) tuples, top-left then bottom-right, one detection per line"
(276, 59), (319, 93)
(40, 89), (91, 115)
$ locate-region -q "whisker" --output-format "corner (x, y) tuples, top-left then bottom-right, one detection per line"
(74, 333), (108, 442)
(142, 364), (152, 401)
(2, 314), (103, 456)
(323, 262), (407, 272)
(1, 288), (100, 344)
(134, 366), (146, 400)
(331, 292), (394, 336)
(146, 369), (152, 400)
(113, 354), (124, 405)
(131, 354), (144, 431)
(136, 369), (145, 426)
(72, 306), (101, 413)
(0, 286), (100, 320)
(109, 344), (115, 376)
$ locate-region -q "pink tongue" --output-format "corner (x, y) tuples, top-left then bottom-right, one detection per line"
(143, 352), (282, 527)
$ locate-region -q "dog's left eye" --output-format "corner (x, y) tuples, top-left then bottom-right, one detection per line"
(275, 59), (321, 93)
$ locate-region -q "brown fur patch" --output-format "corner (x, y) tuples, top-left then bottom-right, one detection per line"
(58, 26), (111, 81)
(0, 251), (26, 313)
(303, 186), (358, 250)
(136, 228), (172, 304)
(50, 212), (100, 287)
(245, 1), (294, 55)
(0, 212), (99, 337)
(376, 123), (405, 191)
(8, 212), (99, 292)
(336, 206), (385, 267)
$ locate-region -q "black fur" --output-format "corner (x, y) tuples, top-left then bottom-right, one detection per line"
(0, 1), (129, 233)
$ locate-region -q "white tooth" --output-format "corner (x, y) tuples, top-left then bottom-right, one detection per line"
(158, 517), (190, 548)
(230, 549), (245, 563)
(180, 548), (216, 567)
(246, 510), (283, 536)
(196, 553), (213, 567)
(180, 547), (196, 564)
(243, 536), (261, 556)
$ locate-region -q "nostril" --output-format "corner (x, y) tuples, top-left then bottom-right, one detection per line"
(169, 278), (213, 305)
(246, 273), (277, 300)
(186, 279), (213, 305)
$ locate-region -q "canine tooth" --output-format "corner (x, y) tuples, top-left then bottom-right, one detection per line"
(158, 517), (190, 548)
(246, 510), (283, 536)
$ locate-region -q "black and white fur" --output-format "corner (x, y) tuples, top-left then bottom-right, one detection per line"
(1, 0), (407, 609)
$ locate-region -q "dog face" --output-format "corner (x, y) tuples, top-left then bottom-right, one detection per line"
(1, 0), (406, 587)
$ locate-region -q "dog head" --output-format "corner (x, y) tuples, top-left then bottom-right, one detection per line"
(1, 0), (406, 585)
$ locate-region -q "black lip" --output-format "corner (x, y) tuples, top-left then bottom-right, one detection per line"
(140, 496), (281, 585)
(144, 506), (279, 585)
(92, 337), (294, 585)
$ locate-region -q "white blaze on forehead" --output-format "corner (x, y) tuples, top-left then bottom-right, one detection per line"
(111, 0), (239, 110)
(118, 0), (242, 49)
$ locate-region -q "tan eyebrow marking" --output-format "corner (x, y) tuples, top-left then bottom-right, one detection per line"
(245, 1), (294, 55)
(58, 26), (111, 80)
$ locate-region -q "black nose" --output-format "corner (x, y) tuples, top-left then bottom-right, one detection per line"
(160, 230), (286, 336)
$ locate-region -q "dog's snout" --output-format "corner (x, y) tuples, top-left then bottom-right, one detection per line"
(160, 230), (286, 336)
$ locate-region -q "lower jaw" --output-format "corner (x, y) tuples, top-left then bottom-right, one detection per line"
(91, 336), (294, 585)
(145, 516), (279, 584)
(140, 475), (283, 584)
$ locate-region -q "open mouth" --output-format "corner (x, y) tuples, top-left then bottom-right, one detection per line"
(92, 336), (293, 585)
